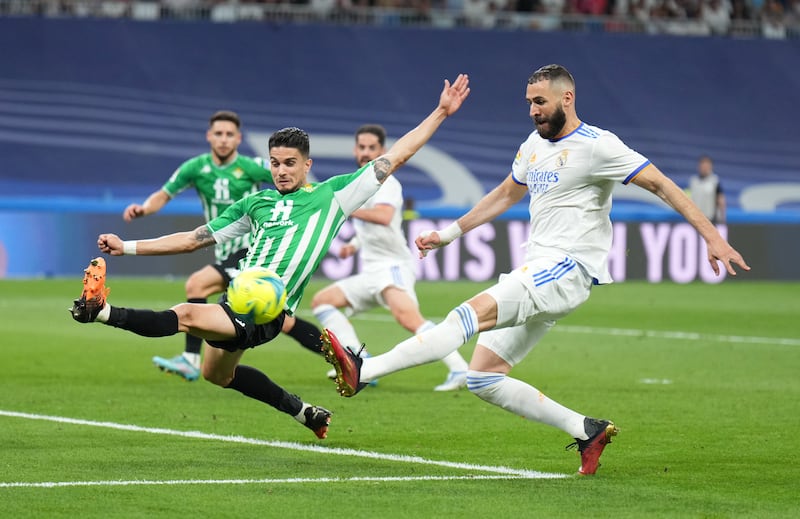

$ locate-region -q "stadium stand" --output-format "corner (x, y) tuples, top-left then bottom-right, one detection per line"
(1, 0), (799, 39)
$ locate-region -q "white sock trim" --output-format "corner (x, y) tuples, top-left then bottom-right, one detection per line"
(294, 403), (310, 424)
(452, 304), (479, 343)
(96, 304), (111, 323)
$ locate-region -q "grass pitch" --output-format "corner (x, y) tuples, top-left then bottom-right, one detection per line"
(0, 277), (798, 518)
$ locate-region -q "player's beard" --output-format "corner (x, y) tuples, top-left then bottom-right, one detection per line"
(534, 103), (567, 140)
(357, 156), (372, 167)
(213, 148), (235, 164)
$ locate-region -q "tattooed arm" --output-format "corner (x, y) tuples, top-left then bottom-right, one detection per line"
(97, 225), (216, 256)
(373, 74), (470, 183)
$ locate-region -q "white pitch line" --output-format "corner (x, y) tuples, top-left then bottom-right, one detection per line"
(340, 313), (800, 347)
(554, 324), (800, 347)
(0, 410), (566, 484)
(0, 475), (536, 489)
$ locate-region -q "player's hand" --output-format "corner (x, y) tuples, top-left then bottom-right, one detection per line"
(123, 204), (145, 222)
(706, 239), (751, 276)
(439, 74), (471, 117)
(98, 233), (124, 256)
(416, 230), (443, 259)
(339, 244), (357, 259)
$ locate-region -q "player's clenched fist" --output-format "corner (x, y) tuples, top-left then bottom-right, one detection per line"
(415, 222), (463, 258)
(98, 233), (124, 256)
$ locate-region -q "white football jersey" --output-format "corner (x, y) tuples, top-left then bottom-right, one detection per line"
(511, 122), (650, 284)
(353, 175), (414, 269)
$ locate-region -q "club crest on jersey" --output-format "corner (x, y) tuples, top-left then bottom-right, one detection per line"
(233, 168), (244, 179)
(555, 150), (569, 168)
(301, 184), (314, 193)
(528, 153), (537, 164)
(201, 165), (212, 174)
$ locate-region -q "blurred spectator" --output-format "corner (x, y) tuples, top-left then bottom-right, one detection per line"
(162, 0), (204, 19)
(541, 0), (565, 12)
(630, 0), (653, 24)
(463, 0), (505, 27)
(730, 0), (753, 20)
(610, 0), (631, 15)
(749, 0), (765, 16)
(514, 0), (542, 12)
(702, 0), (732, 34)
(310, 0), (338, 17)
(677, 0), (702, 18)
(650, 0), (688, 20)
(785, 0), (800, 27)
(567, 0), (610, 15)
(761, 0), (786, 38)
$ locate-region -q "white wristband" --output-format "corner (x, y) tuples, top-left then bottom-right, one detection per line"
(437, 221), (463, 244)
(122, 240), (137, 256)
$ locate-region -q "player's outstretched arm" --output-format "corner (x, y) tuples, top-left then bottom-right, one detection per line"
(375, 74), (470, 183)
(122, 189), (171, 222)
(98, 225), (216, 257)
(416, 173), (527, 257)
(631, 165), (750, 276)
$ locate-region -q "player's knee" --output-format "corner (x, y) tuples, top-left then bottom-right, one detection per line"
(185, 271), (220, 299)
(184, 272), (201, 295)
(170, 302), (203, 331)
(443, 304), (480, 343)
(466, 370), (505, 403)
(200, 358), (234, 387)
(202, 365), (232, 387)
(281, 315), (295, 333)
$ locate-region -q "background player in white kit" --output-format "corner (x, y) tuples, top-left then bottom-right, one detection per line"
(323, 64), (750, 474)
(311, 124), (469, 391)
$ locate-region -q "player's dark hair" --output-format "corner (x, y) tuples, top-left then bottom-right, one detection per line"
(355, 124), (387, 147)
(528, 64), (575, 90)
(269, 127), (310, 158)
(209, 110), (241, 129)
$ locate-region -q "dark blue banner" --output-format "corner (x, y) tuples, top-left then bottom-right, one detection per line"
(1, 18), (799, 216)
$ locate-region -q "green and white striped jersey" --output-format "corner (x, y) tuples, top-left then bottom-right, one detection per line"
(162, 153), (273, 263)
(207, 163), (381, 314)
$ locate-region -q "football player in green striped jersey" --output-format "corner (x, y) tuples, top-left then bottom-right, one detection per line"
(122, 111), (327, 382)
(72, 75), (470, 439)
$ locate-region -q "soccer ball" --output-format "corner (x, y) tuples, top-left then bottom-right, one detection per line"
(226, 267), (287, 324)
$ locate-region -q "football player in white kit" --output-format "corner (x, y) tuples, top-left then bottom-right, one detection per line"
(322, 64), (750, 475)
(312, 124), (470, 391)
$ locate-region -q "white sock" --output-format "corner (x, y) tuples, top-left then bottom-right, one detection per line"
(313, 304), (367, 356)
(361, 304), (478, 381)
(467, 370), (586, 438)
(96, 304), (111, 323)
(294, 403), (310, 424)
(182, 352), (201, 369)
(441, 350), (469, 373)
(416, 320), (469, 373)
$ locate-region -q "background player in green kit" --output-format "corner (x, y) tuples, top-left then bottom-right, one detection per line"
(123, 110), (325, 381)
(70, 74), (471, 439)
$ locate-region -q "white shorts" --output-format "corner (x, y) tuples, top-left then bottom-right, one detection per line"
(336, 263), (419, 315)
(478, 254), (592, 367)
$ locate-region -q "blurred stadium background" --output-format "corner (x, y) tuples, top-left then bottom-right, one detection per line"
(0, 0), (798, 280)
